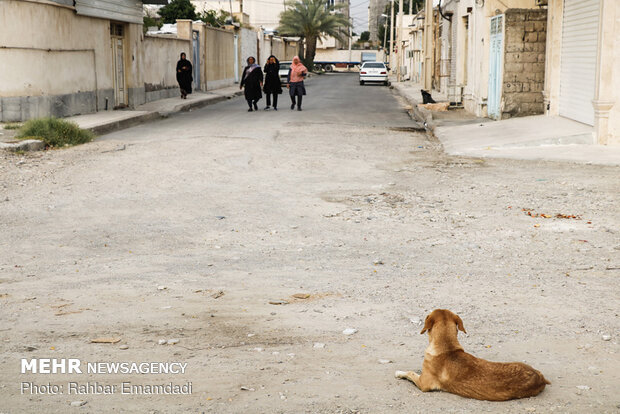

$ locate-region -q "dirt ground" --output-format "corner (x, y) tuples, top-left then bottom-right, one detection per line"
(1, 76), (619, 413)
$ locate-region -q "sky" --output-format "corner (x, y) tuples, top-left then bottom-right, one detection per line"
(349, 0), (370, 33)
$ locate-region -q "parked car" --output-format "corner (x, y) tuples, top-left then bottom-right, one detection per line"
(279, 61), (292, 85)
(359, 62), (389, 86)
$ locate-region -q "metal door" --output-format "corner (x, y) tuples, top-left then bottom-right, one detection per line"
(488, 15), (504, 120)
(110, 23), (126, 108)
(192, 31), (200, 91)
(559, 0), (600, 125)
(234, 35), (239, 83)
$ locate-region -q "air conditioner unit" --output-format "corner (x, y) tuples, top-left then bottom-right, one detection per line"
(535, 0), (548, 6)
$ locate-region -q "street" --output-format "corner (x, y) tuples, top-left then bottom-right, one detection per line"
(1, 73), (619, 413)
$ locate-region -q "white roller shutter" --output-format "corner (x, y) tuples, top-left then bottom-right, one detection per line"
(559, 0), (600, 126)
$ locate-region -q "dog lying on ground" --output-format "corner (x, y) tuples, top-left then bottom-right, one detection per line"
(395, 309), (550, 401)
(418, 102), (450, 111)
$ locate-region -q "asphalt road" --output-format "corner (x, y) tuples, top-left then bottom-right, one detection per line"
(1, 73), (618, 413)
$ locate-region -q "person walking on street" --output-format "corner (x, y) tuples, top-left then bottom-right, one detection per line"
(176, 52), (193, 99)
(240, 56), (263, 112)
(263, 55), (282, 111)
(287, 56), (308, 111)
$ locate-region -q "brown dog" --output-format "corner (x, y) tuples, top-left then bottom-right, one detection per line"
(395, 309), (550, 401)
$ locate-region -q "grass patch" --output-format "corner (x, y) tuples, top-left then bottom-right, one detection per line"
(16, 117), (93, 147)
(3, 123), (22, 130)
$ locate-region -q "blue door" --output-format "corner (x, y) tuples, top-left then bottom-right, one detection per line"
(488, 15), (504, 119)
(192, 31), (200, 91)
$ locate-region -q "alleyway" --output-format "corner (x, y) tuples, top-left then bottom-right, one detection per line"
(1, 73), (618, 413)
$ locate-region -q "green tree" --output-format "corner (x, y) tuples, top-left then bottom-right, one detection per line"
(143, 16), (162, 34)
(159, 0), (197, 24)
(278, 0), (351, 69)
(199, 10), (237, 28)
(359, 31), (370, 42)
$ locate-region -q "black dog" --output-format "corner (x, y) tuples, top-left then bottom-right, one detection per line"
(421, 89), (436, 104)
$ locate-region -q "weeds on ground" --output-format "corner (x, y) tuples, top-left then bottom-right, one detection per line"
(3, 123), (22, 130)
(16, 117), (93, 147)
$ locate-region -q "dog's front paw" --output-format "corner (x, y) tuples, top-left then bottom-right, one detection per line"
(395, 370), (408, 379)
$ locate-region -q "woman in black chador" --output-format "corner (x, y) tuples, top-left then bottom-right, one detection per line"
(240, 56), (263, 111)
(262, 55), (282, 110)
(176, 52), (193, 99)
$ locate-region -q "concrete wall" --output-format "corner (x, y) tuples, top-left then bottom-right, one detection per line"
(271, 38), (285, 62)
(284, 41), (298, 60)
(239, 27), (258, 68)
(0, 0), (117, 121)
(501, 9), (546, 119)
(143, 35), (192, 102)
(258, 35), (297, 65)
(205, 26), (235, 90)
(0, 2), (236, 121)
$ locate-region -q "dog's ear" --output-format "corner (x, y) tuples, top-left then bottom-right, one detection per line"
(454, 314), (466, 334)
(420, 314), (434, 334)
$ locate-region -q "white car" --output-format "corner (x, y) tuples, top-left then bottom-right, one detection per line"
(359, 62), (389, 86)
(279, 61), (292, 85)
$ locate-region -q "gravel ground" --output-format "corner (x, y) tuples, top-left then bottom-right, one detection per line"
(0, 74), (618, 413)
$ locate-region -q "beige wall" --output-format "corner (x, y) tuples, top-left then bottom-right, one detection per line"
(0, 48), (96, 97)
(271, 39), (286, 61)
(258, 34), (297, 65)
(0, 1), (111, 97)
(0, 0), (147, 120)
(143, 35), (192, 100)
(0, 2), (231, 120)
(284, 41), (298, 60)
(205, 26), (235, 90)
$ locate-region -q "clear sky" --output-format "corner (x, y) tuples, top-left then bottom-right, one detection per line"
(349, 0), (370, 33)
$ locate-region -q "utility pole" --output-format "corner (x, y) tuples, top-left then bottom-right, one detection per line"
(396, 0), (403, 81)
(389, 0), (394, 71)
(348, 13), (352, 70)
(382, 14), (388, 62)
(409, 0), (412, 15)
(424, 0), (433, 90)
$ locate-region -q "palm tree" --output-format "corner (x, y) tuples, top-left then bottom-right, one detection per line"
(278, 0), (351, 69)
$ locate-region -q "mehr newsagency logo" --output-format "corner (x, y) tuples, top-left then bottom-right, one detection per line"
(20, 358), (192, 396)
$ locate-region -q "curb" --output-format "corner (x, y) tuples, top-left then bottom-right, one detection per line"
(390, 84), (435, 132)
(0, 139), (46, 152)
(2, 90), (244, 152)
(159, 90), (244, 117)
(87, 112), (162, 136)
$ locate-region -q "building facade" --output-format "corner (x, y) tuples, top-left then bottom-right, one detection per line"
(192, 0), (286, 29)
(544, 0), (619, 145)
(405, 0), (619, 144)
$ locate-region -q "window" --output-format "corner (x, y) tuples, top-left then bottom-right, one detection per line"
(362, 63), (385, 68)
(110, 23), (124, 37)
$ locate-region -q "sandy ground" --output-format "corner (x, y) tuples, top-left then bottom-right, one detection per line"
(0, 74), (619, 413)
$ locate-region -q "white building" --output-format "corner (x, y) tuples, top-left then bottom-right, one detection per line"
(192, 0), (286, 29)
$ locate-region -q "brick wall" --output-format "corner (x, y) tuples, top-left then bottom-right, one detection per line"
(502, 9), (547, 119)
